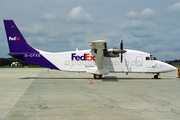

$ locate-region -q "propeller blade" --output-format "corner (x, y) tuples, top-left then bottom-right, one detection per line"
(120, 40), (123, 63)
(121, 53), (123, 63)
(120, 40), (123, 50)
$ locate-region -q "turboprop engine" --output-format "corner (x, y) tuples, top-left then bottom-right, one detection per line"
(103, 40), (127, 62)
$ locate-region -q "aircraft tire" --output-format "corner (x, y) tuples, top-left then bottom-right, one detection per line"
(94, 74), (102, 79)
(154, 75), (158, 79)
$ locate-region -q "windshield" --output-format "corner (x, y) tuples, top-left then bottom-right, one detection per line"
(146, 55), (157, 60)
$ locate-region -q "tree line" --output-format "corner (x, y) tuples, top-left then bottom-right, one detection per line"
(165, 59), (180, 65)
(0, 57), (33, 66)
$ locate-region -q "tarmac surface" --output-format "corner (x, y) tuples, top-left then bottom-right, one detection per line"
(0, 68), (180, 120)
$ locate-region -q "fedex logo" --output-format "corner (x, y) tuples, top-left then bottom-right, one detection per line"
(9, 36), (20, 41)
(72, 53), (95, 61)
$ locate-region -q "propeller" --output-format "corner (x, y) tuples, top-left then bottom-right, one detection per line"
(120, 40), (126, 63)
(112, 40), (126, 60)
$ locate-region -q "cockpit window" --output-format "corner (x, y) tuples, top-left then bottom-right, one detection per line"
(146, 57), (150, 60)
(154, 57), (157, 60)
(146, 57), (157, 60)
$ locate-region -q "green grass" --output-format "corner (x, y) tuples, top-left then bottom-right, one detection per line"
(173, 65), (180, 68)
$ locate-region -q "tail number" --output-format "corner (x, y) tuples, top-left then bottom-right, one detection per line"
(24, 54), (41, 57)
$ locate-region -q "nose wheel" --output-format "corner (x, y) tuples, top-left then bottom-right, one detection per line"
(154, 73), (160, 79)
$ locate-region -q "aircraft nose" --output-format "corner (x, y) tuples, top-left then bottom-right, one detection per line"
(171, 66), (177, 71)
(165, 64), (177, 72)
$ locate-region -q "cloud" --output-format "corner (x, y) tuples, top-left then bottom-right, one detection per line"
(41, 13), (56, 20)
(169, 1), (180, 11)
(140, 8), (154, 16)
(120, 20), (143, 30)
(125, 8), (155, 18)
(125, 11), (137, 17)
(20, 24), (44, 35)
(67, 6), (91, 23)
(152, 51), (180, 61)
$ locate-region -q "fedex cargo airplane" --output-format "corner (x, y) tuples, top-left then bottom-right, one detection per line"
(3, 20), (176, 79)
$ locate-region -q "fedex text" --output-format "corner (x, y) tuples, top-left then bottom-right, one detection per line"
(71, 53), (95, 61)
(9, 36), (20, 41)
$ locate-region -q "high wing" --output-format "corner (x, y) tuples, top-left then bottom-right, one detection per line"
(88, 40), (127, 77)
(89, 40), (124, 68)
(89, 40), (107, 69)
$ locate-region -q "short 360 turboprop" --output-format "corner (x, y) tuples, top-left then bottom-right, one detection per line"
(4, 20), (176, 79)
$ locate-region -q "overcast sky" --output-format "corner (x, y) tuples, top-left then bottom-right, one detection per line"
(0, 0), (180, 60)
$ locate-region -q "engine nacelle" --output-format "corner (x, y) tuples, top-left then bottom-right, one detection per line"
(103, 48), (127, 57)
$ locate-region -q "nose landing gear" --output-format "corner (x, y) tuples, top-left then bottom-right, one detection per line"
(153, 73), (160, 79)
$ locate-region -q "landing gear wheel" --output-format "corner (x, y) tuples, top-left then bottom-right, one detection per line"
(154, 75), (158, 79)
(94, 74), (102, 79)
(154, 73), (160, 79)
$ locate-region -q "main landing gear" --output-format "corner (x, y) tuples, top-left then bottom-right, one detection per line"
(94, 74), (102, 79)
(153, 73), (160, 79)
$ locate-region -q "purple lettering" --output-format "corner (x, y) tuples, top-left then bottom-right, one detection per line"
(76, 56), (81, 61)
(71, 53), (95, 61)
(71, 53), (76, 60)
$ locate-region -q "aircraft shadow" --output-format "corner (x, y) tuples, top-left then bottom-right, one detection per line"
(102, 76), (119, 82)
(101, 76), (160, 82)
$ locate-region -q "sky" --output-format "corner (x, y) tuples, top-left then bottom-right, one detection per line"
(0, 0), (180, 61)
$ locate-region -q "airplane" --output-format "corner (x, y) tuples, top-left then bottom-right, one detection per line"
(3, 20), (177, 79)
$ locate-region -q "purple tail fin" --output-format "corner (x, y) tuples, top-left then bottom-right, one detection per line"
(3, 20), (59, 70)
(4, 20), (38, 54)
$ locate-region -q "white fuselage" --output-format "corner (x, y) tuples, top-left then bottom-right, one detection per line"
(39, 49), (176, 75)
